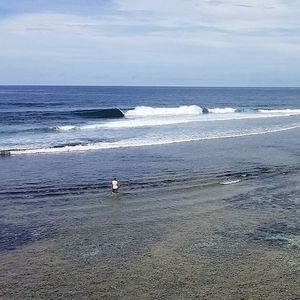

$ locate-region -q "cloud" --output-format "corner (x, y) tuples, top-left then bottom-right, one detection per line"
(2, 1), (299, 48)
(0, 0), (300, 85)
(113, 0), (300, 34)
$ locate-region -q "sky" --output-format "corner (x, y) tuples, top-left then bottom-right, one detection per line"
(0, 0), (300, 86)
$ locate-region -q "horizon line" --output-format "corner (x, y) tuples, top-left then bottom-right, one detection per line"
(0, 84), (300, 88)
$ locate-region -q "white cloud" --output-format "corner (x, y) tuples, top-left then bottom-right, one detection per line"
(113, 0), (300, 33)
(0, 1), (300, 85)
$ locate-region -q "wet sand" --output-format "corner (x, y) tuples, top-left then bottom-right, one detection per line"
(0, 170), (299, 299)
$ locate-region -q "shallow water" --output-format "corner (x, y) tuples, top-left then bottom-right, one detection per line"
(1, 128), (299, 299)
(0, 172), (299, 299)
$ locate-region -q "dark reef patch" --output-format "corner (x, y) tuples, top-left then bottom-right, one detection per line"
(247, 221), (300, 249)
(225, 185), (299, 211)
(0, 223), (57, 252)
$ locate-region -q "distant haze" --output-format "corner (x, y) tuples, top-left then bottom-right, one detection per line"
(0, 0), (300, 86)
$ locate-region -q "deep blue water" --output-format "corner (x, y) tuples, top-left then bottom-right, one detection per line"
(1, 86), (300, 110)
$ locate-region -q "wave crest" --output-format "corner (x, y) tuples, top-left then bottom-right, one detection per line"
(125, 105), (203, 117)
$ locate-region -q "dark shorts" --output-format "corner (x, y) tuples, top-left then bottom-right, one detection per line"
(112, 189), (118, 193)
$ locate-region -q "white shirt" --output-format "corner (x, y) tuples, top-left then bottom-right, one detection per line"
(112, 180), (118, 189)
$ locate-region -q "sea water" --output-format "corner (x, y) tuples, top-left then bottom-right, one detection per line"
(1, 86), (300, 154)
(0, 86), (299, 298)
(0, 86), (299, 190)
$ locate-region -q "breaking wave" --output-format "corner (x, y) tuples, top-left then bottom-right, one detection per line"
(73, 108), (124, 119)
(11, 106), (300, 133)
(125, 105), (203, 117)
(125, 106), (300, 117)
(56, 106), (300, 131)
(2, 105), (300, 156)
(124, 105), (242, 117)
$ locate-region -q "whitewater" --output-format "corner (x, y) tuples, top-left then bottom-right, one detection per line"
(55, 105), (300, 131)
(1, 104), (300, 155)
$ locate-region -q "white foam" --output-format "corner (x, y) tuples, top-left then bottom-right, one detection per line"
(208, 107), (236, 114)
(51, 107), (300, 132)
(56, 118), (198, 131)
(56, 125), (76, 131)
(125, 105), (203, 117)
(11, 124), (300, 155)
(258, 109), (300, 115)
(53, 112), (286, 131)
(219, 179), (241, 185)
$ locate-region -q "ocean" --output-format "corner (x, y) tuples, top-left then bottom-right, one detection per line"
(1, 86), (300, 155)
(1, 86), (300, 190)
(0, 86), (299, 299)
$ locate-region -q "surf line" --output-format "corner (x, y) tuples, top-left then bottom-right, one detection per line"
(9, 123), (300, 155)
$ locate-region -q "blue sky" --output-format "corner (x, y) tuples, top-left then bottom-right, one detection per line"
(0, 0), (300, 86)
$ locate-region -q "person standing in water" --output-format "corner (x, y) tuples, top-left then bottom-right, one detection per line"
(111, 177), (119, 194)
